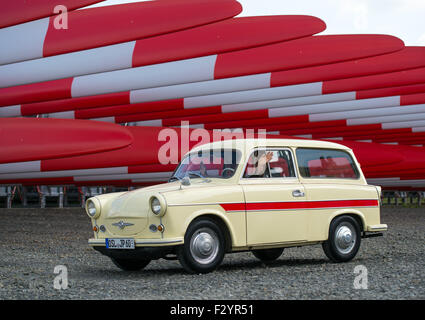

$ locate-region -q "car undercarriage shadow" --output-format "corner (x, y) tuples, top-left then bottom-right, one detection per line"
(219, 257), (330, 272)
(83, 256), (336, 278)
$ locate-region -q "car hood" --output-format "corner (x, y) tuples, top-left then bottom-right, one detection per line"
(126, 179), (231, 196)
(100, 178), (238, 219)
(108, 179), (224, 207)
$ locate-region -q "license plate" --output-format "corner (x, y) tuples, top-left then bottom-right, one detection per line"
(105, 238), (135, 249)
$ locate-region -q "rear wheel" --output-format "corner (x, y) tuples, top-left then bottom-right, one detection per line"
(252, 248), (284, 262)
(322, 215), (361, 263)
(178, 218), (226, 274)
(111, 258), (151, 271)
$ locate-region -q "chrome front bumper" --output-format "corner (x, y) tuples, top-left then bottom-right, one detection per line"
(88, 237), (184, 247)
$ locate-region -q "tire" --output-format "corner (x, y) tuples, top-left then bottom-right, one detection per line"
(111, 258), (151, 271)
(322, 215), (361, 263)
(177, 218), (226, 274)
(252, 248), (284, 262)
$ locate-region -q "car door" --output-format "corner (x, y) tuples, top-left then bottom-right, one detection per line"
(240, 148), (309, 246)
(295, 147), (375, 241)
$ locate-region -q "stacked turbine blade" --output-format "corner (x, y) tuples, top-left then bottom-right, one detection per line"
(0, 0), (424, 189)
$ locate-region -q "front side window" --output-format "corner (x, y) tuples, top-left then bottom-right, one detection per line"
(296, 148), (360, 179)
(244, 149), (296, 178)
(170, 149), (241, 180)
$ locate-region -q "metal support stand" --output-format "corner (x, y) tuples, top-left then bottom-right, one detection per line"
(6, 186), (13, 208)
(40, 194), (46, 208)
(59, 187), (64, 208)
(21, 186), (28, 207)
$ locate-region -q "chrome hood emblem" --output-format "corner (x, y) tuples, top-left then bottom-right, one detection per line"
(112, 220), (134, 230)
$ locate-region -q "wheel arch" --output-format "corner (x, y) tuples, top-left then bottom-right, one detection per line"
(184, 211), (234, 253)
(327, 210), (366, 235)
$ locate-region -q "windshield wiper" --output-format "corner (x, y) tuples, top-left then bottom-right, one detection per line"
(168, 176), (181, 182)
(187, 171), (211, 183)
(187, 171), (205, 179)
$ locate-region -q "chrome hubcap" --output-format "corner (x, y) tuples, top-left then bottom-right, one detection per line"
(335, 223), (356, 254)
(190, 228), (219, 265)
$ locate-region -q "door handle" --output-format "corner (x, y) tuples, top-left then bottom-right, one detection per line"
(292, 190), (305, 197)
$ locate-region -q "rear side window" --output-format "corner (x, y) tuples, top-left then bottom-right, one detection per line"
(296, 148), (360, 179)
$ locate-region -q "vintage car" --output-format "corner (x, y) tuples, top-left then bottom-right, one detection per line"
(85, 138), (387, 273)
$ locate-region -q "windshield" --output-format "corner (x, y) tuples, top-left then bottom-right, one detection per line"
(170, 149), (241, 181)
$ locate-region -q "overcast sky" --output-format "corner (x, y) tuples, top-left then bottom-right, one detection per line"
(88, 0), (425, 46)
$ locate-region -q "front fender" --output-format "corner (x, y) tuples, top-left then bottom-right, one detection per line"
(183, 207), (239, 247)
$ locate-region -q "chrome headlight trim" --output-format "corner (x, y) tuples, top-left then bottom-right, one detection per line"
(150, 194), (167, 217)
(85, 197), (101, 219)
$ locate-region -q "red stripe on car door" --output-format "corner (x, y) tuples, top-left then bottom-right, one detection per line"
(221, 200), (378, 212)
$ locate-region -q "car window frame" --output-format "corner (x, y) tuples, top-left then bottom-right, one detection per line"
(240, 147), (298, 182)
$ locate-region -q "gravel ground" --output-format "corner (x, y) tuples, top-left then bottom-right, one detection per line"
(0, 206), (423, 300)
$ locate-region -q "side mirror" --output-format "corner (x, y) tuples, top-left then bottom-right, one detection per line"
(181, 176), (191, 186)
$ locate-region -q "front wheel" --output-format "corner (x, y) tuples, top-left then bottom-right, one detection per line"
(111, 258), (151, 271)
(322, 215), (361, 263)
(177, 218), (226, 274)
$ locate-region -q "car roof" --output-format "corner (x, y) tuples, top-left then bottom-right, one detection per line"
(190, 138), (352, 154)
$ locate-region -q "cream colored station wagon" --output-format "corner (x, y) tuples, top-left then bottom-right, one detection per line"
(86, 139), (387, 274)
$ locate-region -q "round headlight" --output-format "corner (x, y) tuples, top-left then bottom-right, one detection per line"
(151, 197), (161, 215)
(85, 198), (101, 219)
(150, 195), (167, 217)
(87, 201), (96, 216)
